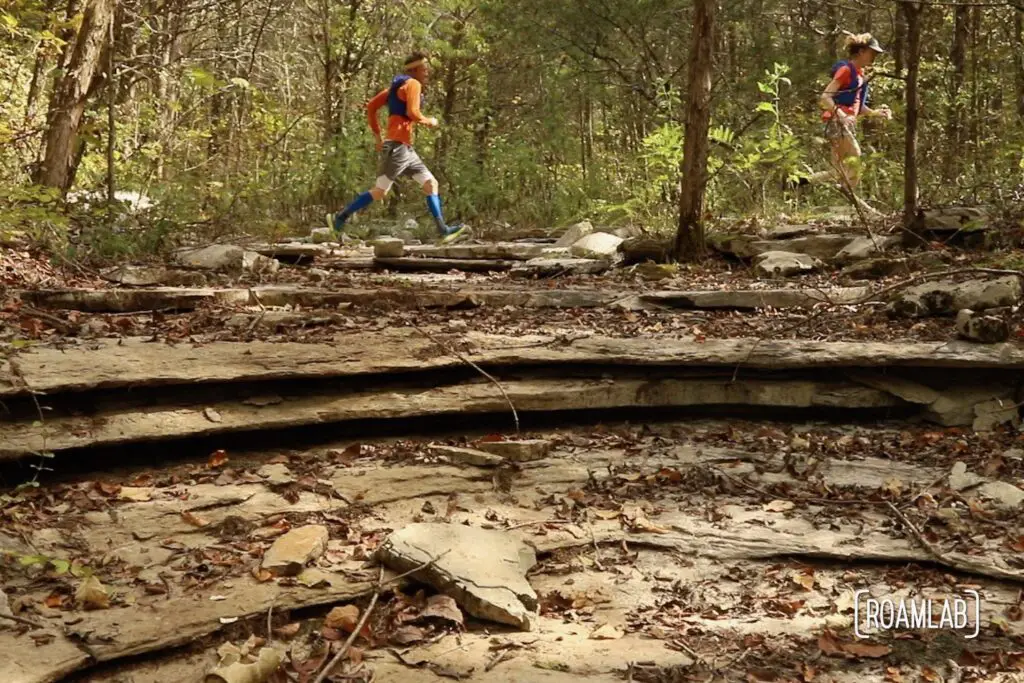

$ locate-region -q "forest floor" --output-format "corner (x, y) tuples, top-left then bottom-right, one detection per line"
(1, 212), (1024, 683)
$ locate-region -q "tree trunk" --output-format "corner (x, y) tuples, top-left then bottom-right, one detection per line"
(674, 0), (715, 262)
(893, 6), (906, 76)
(902, 1), (922, 230)
(34, 0), (114, 192)
(945, 4), (968, 178)
(1016, 8), (1024, 120)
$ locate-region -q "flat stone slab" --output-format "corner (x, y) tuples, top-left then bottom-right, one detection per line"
(475, 439), (551, 462)
(640, 287), (869, 310)
(510, 258), (610, 277)
(374, 256), (518, 272)
(377, 523), (538, 630)
(100, 265), (208, 287)
(710, 233), (856, 260)
(431, 445), (505, 467)
(405, 243), (544, 260)
(888, 275), (1023, 317)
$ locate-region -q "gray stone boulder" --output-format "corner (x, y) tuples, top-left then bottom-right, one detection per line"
(570, 232), (624, 259)
(377, 523), (538, 630)
(841, 252), (947, 280)
(888, 275), (1022, 317)
(554, 221), (595, 248)
(177, 245), (280, 274)
(754, 251), (822, 278)
(711, 232), (856, 261)
(833, 235), (899, 264)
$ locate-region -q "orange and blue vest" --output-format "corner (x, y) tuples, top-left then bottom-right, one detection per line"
(831, 60), (868, 111)
(388, 75), (423, 120)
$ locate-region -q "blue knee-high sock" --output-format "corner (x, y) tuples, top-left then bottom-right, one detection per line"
(426, 194), (448, 233)
(337, 192), (374, 225)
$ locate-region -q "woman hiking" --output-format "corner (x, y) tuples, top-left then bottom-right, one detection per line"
(804, 32), (893, 213)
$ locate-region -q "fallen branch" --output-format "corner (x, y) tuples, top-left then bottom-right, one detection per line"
(311, 566), (384, 683)
(19, 306), (78, 335)
(412, 323), (520, 435)
(886, 502), (1024, 584)
(0, 612), (44, 629)
(311, 551), (452, 683)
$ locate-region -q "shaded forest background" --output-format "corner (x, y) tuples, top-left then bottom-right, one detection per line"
(1, 0), (1023, 259)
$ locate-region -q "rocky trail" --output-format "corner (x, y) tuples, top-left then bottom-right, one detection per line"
(2, 213), (1024, 683)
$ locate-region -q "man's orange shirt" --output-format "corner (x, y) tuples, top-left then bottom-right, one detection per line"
(367, 78), (429, 146)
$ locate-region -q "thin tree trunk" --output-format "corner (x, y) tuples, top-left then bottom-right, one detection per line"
(946, 4), (968, 179)
(106, 13), (116, 214)
(1016, 8), (1024, 120)
(674, 0), (715, 262)
(902, 0), (922, 230)
(34, 0), (114, 192)
(893, 5), (906, 76)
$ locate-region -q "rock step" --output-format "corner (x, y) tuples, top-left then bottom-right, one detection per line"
(18, 286), (872, 313)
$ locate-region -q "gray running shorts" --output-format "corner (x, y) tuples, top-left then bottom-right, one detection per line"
(375, 141), (433, 191)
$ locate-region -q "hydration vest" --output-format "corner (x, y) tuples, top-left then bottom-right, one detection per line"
(830, 60), (868, 111)
(387, 74), (423, 120)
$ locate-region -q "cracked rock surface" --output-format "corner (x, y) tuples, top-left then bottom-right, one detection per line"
(377, 523), (538, 630)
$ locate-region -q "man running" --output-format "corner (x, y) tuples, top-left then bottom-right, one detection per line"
(329, 52), (465, 243)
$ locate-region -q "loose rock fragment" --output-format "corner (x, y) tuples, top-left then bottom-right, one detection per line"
(372, 237), (405, 258)
(955, 309), (1010, 343)
(261, 525), (329, 577)
(377, 523), (538, 630)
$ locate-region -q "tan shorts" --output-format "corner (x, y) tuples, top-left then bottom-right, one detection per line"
(824, 116), (856, 141)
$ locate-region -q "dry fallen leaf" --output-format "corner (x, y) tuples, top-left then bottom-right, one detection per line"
(252, 567), (273, 583)
(325, 604), (360, 632)
(416, 594), (464, 628)
(622, 505), (670, 534)
(117, 486), (153, 502)
(75, 576), (110, 610)
(841, 641), (890, 658)
(589, 623), (624, 640)
(273, 623), (301, 639)
(390, 625), (427, 645)
(791, 570), (815, 591)
(764, 500), (795, 513)
(834, 591), (855, 613)
(182, 510), (210, 527)
(207, 449), (229, 468)
(883, 667), (904, 683)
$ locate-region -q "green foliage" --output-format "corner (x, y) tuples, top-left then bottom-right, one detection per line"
(1, 0), (1023, 251)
